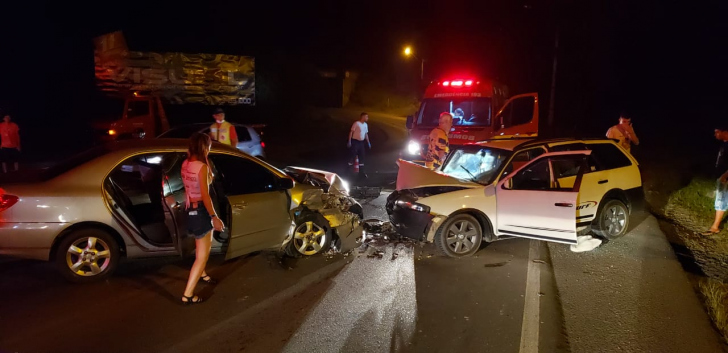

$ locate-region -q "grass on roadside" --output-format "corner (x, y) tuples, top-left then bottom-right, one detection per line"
(665, 177), (728, 343)
(665, 178), (728, 256)
(699, 278), (728, 344)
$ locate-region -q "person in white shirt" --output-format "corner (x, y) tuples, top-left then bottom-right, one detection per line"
(606, 114), (640, 154)
(347, 112), (371, 176)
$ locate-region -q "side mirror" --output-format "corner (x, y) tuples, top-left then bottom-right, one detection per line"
(276, 177), (294, 190)
(405, 115), (414, 129)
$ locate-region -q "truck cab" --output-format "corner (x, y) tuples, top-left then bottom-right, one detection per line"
(401, 77), (539, 165)
(106, 94), (170, 141)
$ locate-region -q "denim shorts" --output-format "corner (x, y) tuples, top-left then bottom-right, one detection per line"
(187, 202), (213, 239)
(715, 180), (728, 212)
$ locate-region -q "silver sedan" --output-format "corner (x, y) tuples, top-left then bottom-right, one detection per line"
(0, 139), (359, 282)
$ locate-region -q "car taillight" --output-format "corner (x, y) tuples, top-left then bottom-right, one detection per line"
(260, 141), (265, 148)
(0, 195), (19, 212)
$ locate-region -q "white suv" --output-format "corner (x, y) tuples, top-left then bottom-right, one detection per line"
(386, 138), (643, 257)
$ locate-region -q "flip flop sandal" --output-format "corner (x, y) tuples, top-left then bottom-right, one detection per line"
(182, 295), (203, 305)
(698, 230), (720, 236)
(201, 275), (217, 284)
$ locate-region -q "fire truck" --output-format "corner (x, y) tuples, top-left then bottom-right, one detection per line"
(401, 77), (539, 164)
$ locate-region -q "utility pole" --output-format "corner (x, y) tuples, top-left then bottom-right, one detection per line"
(547, 29), (559, 128)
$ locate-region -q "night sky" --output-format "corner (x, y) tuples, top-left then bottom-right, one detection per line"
(1, 0), (726, 157)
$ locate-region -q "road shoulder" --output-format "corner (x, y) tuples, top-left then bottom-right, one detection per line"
(548, 212), (725, 353)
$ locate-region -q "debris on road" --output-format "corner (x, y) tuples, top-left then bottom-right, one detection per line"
(570, 235), (603, 252)
(532, 259), (547, 264)
(350, 186), (382, 200)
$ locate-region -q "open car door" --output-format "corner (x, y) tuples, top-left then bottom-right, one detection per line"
(492, 93), (539, 138)
(495, 151), (591, 244)
(161, 153), (196, 257)
(208, 154), (294, 260)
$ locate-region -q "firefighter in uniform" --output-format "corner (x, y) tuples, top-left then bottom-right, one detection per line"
(425, 112), (453, 170)
(209, 107), (238, 147)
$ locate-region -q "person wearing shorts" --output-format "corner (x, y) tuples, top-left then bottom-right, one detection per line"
(701, 127), (728, 236)
(180, 132), (225, 305)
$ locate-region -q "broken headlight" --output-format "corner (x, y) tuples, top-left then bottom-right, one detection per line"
(395, 199), (431, 213)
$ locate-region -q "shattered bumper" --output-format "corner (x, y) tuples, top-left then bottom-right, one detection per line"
(385, 190), (433, 241)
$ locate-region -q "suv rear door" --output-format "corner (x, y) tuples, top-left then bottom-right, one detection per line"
(495, 151), (591, 244)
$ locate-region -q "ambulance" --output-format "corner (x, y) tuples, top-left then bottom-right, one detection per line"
(401, 77), (539, 164)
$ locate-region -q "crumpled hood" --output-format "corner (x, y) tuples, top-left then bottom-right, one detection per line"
(284, 166), (350, 195)
(396, 159), (480, 191)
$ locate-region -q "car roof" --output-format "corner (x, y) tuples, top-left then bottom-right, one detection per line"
(470, 137), (618, 152)
(103, 138), (243, 154)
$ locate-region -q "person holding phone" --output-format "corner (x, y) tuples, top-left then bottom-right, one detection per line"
(606, 113), (640, 154)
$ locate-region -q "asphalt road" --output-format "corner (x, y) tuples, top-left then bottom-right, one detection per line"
(0, 194), (568, 353)
(0, 108), (724, 353)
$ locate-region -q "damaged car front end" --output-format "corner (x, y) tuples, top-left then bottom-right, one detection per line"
(283, 167), (365, 256)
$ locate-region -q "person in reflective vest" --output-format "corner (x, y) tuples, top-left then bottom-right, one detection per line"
(209, 107), (238, 147)
(425, 112), (453, 170)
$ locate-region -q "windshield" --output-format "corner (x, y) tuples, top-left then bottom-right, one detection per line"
(441, 146), (512, 185)
(418, 97), (492, 127)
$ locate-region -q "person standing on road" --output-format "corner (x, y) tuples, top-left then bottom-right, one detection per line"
(180, 132), (225, 305)
(425, 112), (453, 170)
(0, 114), (21, 173)
(700, 127), (728, 236)
(348, 112), (371, 176)
(606, 113), (640, 154)
(209, 107), (238, 147)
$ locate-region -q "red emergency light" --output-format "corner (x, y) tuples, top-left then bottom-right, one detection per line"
(440, 79), (475, 87)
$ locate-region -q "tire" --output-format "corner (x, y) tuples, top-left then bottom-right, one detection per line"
(55, 229), (120, 283)
(592, 199), (630, 240)
(434, 214), (483, 258)
(290, 214), (331, 256)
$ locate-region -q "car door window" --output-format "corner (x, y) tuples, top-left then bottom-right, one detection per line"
(502, 147), (546, 177)
(237, 127), (252, 142)
(588, 143), (633, 169)
(127, 100), (150, 118)
(550, 143), (601, 172)
(208, 154), (277, 195)
(506, 155), (585, 191)
(499, 96), (535, 128)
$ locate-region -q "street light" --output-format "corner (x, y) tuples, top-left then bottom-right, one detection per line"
(402, 46), (424, 80)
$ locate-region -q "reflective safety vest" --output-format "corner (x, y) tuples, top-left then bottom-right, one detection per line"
(210, 121), (233, 145)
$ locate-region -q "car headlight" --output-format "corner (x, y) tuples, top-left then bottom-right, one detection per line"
(407, 141), (421, 155)
(396, 199), (430, 213)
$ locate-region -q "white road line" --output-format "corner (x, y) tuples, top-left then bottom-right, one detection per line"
(519, 240), (541, 353)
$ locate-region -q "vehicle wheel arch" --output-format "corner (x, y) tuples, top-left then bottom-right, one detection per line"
(599, 188), (631, 214)
(50, 222), (127, 261)
(446, 208), (495, 242)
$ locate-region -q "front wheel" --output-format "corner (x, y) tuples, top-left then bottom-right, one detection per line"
(55, 229), (120, 283)
(290, 215), (331, 256)
(434, 214), (483, 258)
(592, 199), (630, 239)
